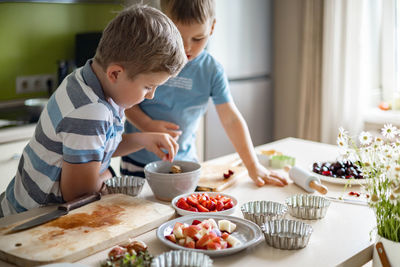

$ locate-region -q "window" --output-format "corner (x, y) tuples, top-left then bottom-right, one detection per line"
(380, 0), (399, 105)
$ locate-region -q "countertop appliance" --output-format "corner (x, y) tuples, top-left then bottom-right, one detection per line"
(0, 100), (40, 129)
(204, 0), (273, 160)
(0, 100), (43, 143)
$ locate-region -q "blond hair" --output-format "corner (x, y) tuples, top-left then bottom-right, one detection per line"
(160, 0), (215, 24)
(94, 4), (186, 79)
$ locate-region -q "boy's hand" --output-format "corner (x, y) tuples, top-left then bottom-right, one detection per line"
(141, 132), (179, 161)
(147, 120), (182, 140)
(248, 163), (288, 187)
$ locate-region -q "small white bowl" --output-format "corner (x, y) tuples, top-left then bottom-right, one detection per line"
(171, 192), (238, 216)
(144, 160), (201, 201)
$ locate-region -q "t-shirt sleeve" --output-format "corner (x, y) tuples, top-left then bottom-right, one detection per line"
(210, 66), (233, 105)
(56, 103), (111, 164)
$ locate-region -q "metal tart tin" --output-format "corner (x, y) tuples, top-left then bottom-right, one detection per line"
(261, 219), (313, 250)
(151, 250), (213, 267)
(285, 194), (330, 220)
(105, 176), (145, 197)
(240, 201), (287, 225)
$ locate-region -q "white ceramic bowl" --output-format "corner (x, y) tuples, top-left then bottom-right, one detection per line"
(144, 160), (201, 201)
(171, 192), (238, 216)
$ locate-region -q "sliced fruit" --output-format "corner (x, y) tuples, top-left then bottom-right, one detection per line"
(192, 219), (202, 225)
(196, 232), (217, 248)
(226, 235), (242, 247)
(173, 222), (185, 239)
(196, 204), (209, 212)
(185, 240), (195, 249)
(207, 241), (222, 250)
(218, 219), (237, 233)
(183, 225), (202, 240)
(176, 198), (191, 210)
(165, 234), (176, 243)
(221, 232), (229, 240)
(205, 218), (218, 229)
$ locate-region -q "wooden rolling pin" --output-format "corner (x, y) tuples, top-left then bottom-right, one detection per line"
(284, 165), (328, 195)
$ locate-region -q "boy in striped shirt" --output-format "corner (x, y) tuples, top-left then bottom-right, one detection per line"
(0, 5), (186, 217)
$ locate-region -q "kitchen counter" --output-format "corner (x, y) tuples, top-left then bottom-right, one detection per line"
(0, 124), (35, 144)
(0, 138), (375, 266)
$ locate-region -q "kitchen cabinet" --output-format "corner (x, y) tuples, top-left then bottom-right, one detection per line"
(204, 79), (273, 159)
(204, 0), (273, 160)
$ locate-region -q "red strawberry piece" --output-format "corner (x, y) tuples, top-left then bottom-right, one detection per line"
(192, 219), (202, 225)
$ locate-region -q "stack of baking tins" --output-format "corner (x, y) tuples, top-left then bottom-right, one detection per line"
(241, 194), (330, 250)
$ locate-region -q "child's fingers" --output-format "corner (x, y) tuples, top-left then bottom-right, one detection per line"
(252, 177), (265, 187)
(168, 130), (182, 139)
(263, 176), (286, 187)
(160, 135), (179, 161)
(268, 171), (288, 185)
(164, 122), (180, 130)
(153, 147), (168, 161)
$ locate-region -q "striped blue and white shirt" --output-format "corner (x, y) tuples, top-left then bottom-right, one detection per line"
(0, 60), (125, 217)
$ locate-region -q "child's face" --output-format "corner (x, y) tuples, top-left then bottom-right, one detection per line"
(174, 19), (215, 61)
(111, 71), (170, 109)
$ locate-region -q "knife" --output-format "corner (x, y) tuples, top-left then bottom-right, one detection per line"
(325, 196), (368, 206)
(8, 192), (101, 233)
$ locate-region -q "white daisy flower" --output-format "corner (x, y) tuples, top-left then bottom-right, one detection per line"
(338, 127), (348, 139)
(359, 131), (372, 145)
(393, 186), (400, 196)
(374, 137), (384, 146)
(381, 123), (398, 139)
(337, 136), (348, 148)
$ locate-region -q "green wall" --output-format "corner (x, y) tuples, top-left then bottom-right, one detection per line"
(0, 2), (123, 101)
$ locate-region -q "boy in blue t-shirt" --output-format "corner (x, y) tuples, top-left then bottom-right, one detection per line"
(121, 0), (287, 187)
(0, 5), (186, 217)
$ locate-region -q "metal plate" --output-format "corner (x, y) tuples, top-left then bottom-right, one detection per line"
(156, 214), (263, 257)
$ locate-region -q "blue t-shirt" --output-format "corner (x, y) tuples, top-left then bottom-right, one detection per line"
(125, 50), (232, 163)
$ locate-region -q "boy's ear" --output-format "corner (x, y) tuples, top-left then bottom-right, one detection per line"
(106, 64), (124, 83)
(209, 19), (216, 36)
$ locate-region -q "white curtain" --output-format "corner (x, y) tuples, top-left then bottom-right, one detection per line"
(297, 0), (323, 142)
(321, 0), (380, 144)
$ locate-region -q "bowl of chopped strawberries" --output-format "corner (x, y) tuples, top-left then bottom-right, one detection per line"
(171, 192), (238, 216)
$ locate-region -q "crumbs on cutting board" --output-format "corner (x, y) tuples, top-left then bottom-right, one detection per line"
(46, 204), (125, 230)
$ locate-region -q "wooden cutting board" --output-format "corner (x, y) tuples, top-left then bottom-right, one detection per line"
(0, 194), (175, 267)
(196, 162), (247, 192)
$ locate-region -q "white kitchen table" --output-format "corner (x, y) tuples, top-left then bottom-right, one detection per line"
(0, 137), (375, 267)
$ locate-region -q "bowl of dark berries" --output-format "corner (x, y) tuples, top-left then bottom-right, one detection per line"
(311, 161), (367, 185)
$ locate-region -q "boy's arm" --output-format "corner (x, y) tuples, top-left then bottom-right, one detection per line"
(60, 160), (104, 202)
(215, 102), (288, 187)
(125, 106), (182, 139)
(60, 131), (179, 202)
